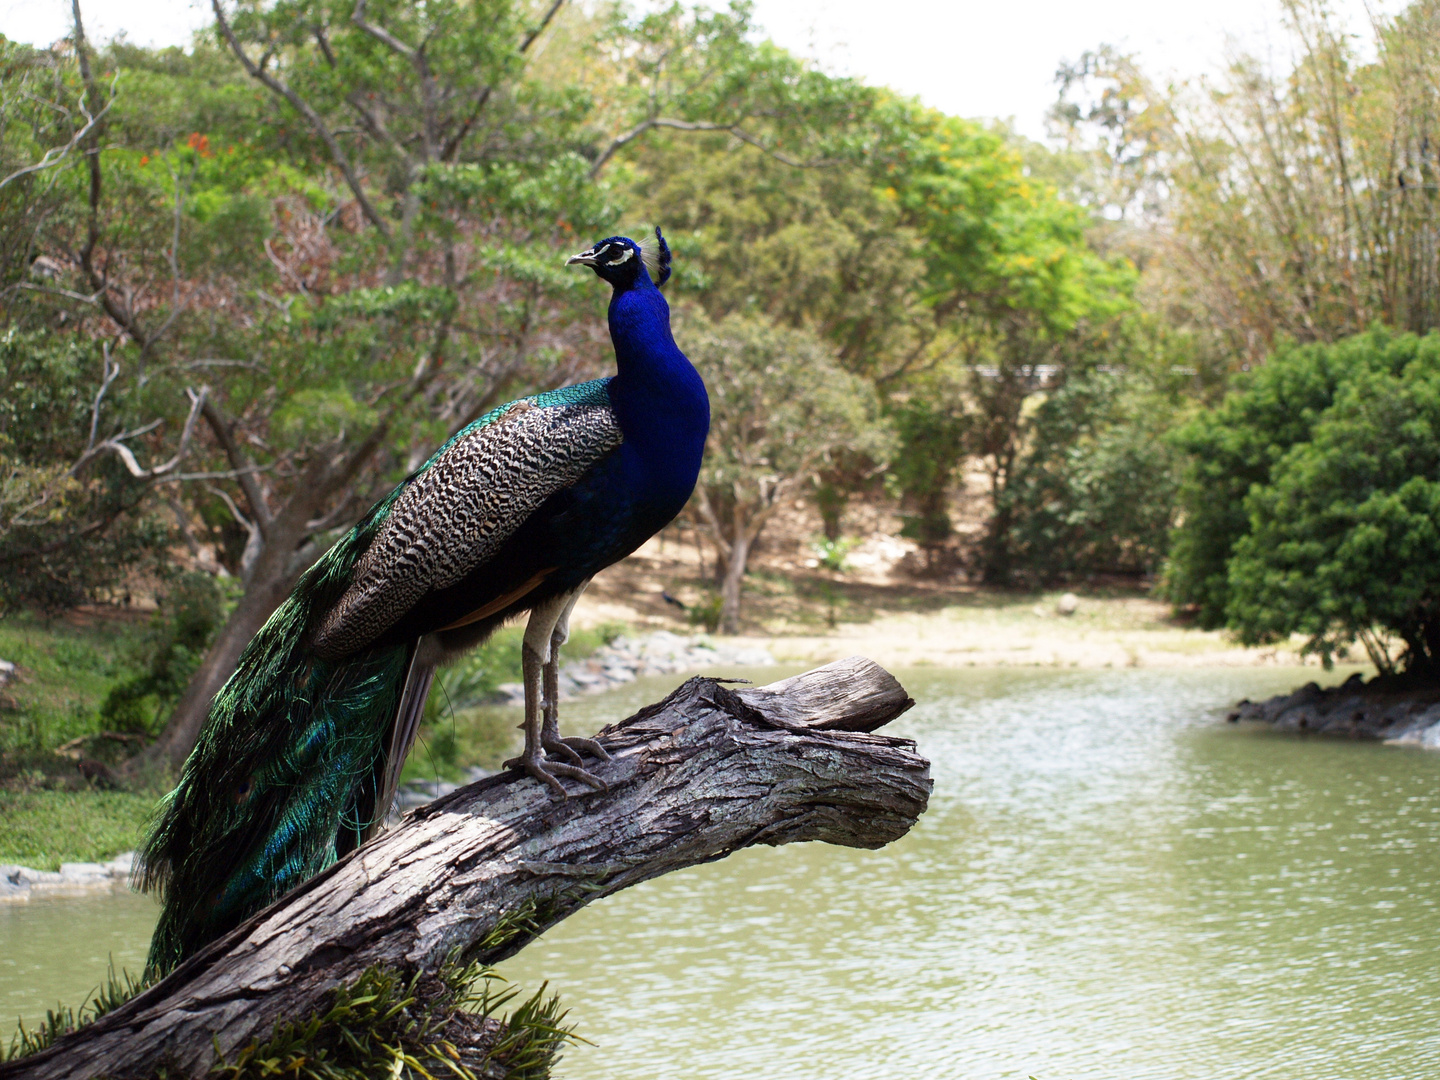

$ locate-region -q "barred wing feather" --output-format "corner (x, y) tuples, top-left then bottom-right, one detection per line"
(313, 399), (622, 658)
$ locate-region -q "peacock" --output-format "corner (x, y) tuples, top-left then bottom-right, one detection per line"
(138, 228), (709, 974)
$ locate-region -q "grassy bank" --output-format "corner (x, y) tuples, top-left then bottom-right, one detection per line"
(0, 790), (157, 870)
(0, 609), (143, 759)
(0, 609), (163, 869)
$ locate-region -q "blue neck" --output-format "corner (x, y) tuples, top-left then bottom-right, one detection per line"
(605, 278), (709, 510)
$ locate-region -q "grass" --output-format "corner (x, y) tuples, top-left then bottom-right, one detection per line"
(0, 609), (164, 869)
(0, 609), (142, 758)
(0, 788), (156, 870)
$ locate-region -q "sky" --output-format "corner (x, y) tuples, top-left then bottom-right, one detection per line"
(0, 0), (1405, 139)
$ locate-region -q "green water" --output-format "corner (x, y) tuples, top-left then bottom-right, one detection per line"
(6, 666), (1440, 1079)
(1, 887), (157, 1031)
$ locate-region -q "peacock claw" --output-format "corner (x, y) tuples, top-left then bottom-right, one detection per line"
(504, 749), (608, 798)
(540, 737), (584, 766)
(543, 734), (614, 765)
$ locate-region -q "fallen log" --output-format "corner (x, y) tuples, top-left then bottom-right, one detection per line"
(3, 657), (928, 1079)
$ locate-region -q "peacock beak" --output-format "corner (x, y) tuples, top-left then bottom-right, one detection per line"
(566, 248), (600, 266)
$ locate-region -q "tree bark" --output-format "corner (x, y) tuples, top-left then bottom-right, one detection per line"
(6, 658), (927, 1080)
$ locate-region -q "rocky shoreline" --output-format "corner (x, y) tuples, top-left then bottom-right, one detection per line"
(1228, 673), (1440, 747)
(0, 852), (135, 902)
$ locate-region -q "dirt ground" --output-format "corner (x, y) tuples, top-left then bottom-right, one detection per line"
(571, 496), (1331, 671)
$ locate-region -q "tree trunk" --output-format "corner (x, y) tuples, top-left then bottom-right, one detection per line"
(130, 577), (288, 776)
(128, 511), (313, 776)
(718, 529), (752, 635)
(2, 658), (928, 1080)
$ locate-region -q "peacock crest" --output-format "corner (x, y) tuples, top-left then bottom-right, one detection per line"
(638, 226), (671, 288)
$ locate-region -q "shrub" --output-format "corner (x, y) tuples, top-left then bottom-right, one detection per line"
(1003, 371), (1181, 580)
(99, 573), (225, 735)
(1163, 326), (1425, 625)
(1167, 326), (1440, 673)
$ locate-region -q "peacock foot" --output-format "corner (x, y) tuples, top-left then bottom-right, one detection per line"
(541, 733), (614, 766)
(504, 746), (608, 798)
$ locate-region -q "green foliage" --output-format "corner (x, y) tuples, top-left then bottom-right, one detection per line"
(888, 391), (969, 550)
(686, 591), (724, 633)
(1164, 326), (1419, 626)
(812, 536), (860, 573)
(876, 99), (1133, 333)
(686, 309), (894, 511)
(3, 952), (574, 1079)
(1228, 348), (1440, 672)
(1003, 369), (1182, 579)
(1167, 326), (1440, 673)
(99, 573), (226, 736)
(0, 330), (168, 611)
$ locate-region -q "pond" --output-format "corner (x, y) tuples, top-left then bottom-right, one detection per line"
(7, 665), (1440, 1080)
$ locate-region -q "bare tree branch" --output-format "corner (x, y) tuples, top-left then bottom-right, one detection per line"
(4, 661), (926, 1080)
(0, 80), (114, 191)
(590, 116), (829, 177)
(199, 397), (273, 536)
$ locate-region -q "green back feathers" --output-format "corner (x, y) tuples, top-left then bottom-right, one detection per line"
(420, 378), (613, 470)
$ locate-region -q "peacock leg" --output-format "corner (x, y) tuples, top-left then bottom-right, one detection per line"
(541, 583), (613, 766)
(504, 591), (606, 796)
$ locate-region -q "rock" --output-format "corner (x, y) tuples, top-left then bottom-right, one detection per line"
(0, 659), (14, 687)
(0, 866), (32, 900)
(1239, 676), (1440, 750)
(1385, 702), (1440, 746)
(0, 852), (139, 901)
(1056, 593), (1079, 616)
(103, 852), (135, 876)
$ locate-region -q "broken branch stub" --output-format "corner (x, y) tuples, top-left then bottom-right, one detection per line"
(3, 657), (928, 1080)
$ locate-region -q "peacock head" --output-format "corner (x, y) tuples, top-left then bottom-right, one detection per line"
(567, 227), (671, 290)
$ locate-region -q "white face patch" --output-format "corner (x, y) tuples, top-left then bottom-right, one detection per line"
(609, 245), (635, 265)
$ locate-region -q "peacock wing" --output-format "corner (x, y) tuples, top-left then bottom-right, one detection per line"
(312, 397), (622, 658)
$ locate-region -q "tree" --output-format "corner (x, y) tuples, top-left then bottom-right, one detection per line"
(887, 384), (969, 572)
(1001, 362), (1182, 580)
(1166, 325), (1440, 674)
(685, 311), (891, 633)
(0, 0), (625, 772)
(1163, 326), (1416, 625)
(1226, 338), (1440, 674)
(874, 101), (1139, 582)
(1057, 3), (1440, 367)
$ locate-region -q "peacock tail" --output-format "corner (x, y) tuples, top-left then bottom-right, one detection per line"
(138, 492), (409, 974)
